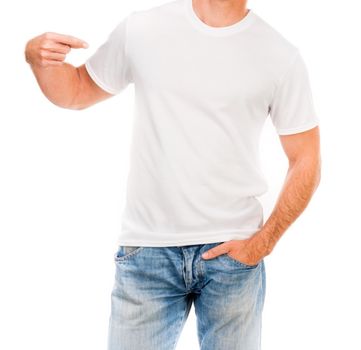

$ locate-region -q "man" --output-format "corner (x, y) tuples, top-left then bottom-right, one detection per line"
(24, 0), (321, 349)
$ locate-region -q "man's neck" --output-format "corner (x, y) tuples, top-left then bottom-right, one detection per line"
(191, 0), (249, 28)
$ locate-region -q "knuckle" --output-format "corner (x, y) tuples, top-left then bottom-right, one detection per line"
(39, 49), (47, 58)
(40, 59), (48, 67)
(61, 45), (70, 54)
(41, 40), (51, 49)
(43, 32), (52, 39)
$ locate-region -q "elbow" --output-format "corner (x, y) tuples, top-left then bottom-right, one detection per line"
(316, 157), (322, 187)
(54, 102), (87, 111)
(57, 95), (89, 110)
(67, 104), (88, 111)
(45, 95), (86, 111)
(314, 149), (322, 188)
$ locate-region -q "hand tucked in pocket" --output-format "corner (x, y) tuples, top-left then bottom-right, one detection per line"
(201, 234), (272, 266)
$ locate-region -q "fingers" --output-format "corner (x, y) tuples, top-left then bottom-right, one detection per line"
(37, 32), (88, 67)
(44, 32), (88, 49)
(42, 41), (72, 54)
(202, 242), (230, 259)
(37, 59), (63, 67)
(25, 31), (89, 68)
(40, 50), (66, 62)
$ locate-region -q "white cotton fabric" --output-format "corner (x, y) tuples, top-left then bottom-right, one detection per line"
(85, 0), (319, 247)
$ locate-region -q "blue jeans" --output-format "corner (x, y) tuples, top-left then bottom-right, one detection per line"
(108, 241), (266, 350)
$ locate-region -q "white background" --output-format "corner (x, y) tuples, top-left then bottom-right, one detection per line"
(1, 0), (360, 349)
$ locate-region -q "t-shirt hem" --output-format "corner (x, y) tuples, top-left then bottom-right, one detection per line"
(115, 228), (262, 247)
(84, 60), (119, 95)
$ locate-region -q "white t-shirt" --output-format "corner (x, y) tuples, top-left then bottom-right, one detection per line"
(85, 0), (319, 247)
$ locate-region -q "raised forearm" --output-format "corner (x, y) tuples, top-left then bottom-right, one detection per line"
(256, 156), (321, 253)
(29, 62), (80, 109)
(25, 32), (88, 109)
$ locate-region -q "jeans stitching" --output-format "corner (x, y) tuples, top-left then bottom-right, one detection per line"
(221, 253), (261, 269)
(114, 246), (144, 261)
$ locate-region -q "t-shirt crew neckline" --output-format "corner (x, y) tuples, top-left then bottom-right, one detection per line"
(184, 0), (256, 36)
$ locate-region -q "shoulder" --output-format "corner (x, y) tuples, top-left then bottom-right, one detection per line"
(251, 12), (298, 52)
(128, 0), (182, 22)
(248, 12), (303, 81)
(250, 12), (300, 62)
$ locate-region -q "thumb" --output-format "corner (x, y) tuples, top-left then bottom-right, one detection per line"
(202, 243), (229, 260)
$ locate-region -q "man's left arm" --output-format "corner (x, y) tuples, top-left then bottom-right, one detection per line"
(202, 125), (321, 265)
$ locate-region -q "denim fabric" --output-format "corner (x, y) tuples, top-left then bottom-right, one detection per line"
(108, 241), (266, 350)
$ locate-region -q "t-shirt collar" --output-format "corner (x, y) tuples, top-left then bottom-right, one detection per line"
(184, 0), (256, 36)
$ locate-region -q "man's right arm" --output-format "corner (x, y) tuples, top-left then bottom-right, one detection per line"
(24, 32), (113, 110)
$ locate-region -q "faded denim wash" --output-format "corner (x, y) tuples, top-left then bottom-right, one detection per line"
(108, 241), (266, 350)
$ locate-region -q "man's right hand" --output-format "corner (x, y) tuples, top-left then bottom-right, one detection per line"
(25, 32), (113, 109)
(24, 32), (89, 68)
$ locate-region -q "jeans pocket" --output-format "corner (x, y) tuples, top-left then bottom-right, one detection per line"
(114, 245), (144, 262)
(211, 241), (261, 269)
(222, 252), (261, 269)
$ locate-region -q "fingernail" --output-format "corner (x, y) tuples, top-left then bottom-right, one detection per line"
(202, 252), (208, 259)
(83, 42), (89, 48)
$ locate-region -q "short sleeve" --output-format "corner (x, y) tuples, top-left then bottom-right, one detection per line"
(85, 14), (132, 95)
(269, 50), (320, 135)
